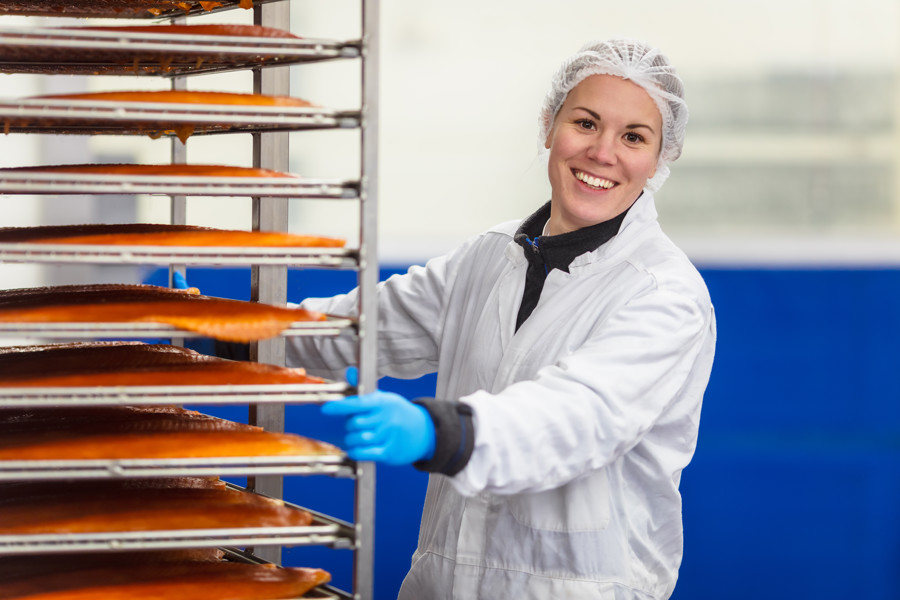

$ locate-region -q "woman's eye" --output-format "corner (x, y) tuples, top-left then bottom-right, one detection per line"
(624, 132), (645, 143)
(575, 119), (596, 131)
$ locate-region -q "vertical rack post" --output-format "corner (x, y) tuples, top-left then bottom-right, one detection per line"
(354, 0), (379, 598)
(168, 48), (187, 289)
(249, 0), (291, 566)
(168, 16), (187, 347)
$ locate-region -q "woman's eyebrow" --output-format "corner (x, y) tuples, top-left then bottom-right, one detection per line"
(626, 123), (656, 134)
(574, 106), (602, 120)
(574, 106), (656, 134)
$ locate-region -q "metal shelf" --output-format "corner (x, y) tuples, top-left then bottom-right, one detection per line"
(0, 0), (285, 19)
(223, 547), (353, 600)
(0, 1), (378, 596)
(0, 517), (355, 555)
(0, 172), (359, 198)
(0, 99), (361, 137)
(0, 316), (356, 339)
(0, 381), (350, 408)
(0, 455), (354, 481)
(0, 26), (361, 77)
(0, 243), (359, 267)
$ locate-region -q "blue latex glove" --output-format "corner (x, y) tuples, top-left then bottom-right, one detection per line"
(321, 367), (436, 465)
(172, 271), (189, 290)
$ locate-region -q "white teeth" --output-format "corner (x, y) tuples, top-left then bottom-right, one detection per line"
(575, 170), (614, 189)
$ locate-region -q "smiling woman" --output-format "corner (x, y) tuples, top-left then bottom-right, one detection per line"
(288, 38), (717, 600)
(544, 74), (662, 233)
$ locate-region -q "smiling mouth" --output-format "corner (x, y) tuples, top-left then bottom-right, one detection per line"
(574, 169), (616, 190)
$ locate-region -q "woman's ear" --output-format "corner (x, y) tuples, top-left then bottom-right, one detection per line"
(544, 128), (553, 150)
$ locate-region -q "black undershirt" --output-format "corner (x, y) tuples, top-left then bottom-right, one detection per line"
(512, 200), (628, 331)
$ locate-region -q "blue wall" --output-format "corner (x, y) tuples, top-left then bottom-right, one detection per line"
(149, 266), (900, 599)
(674, 268), (900, 599)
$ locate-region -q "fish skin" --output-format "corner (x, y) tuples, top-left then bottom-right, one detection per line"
(0, 284), (328, 342)
(0, 342), (323, 386)
(0, 559), (329, 600)
(0, 484), (314, 533)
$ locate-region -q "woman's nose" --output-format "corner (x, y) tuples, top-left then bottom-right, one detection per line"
(586, 135), (617, 164)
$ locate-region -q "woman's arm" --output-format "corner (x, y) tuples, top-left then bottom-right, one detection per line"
(452, 287), (716, 497)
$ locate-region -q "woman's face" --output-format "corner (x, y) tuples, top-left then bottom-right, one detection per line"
(544, 74), (663, 235)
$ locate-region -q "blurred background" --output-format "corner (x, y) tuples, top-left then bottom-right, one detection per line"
(2, 0), (899, 598)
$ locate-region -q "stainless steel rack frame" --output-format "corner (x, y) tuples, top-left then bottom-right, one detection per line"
(0, 489), (356, 554)
(0, 0), (379, 597)
(0, 381), (350, 408)
(0, 521), (355, 555)
(0, 243), (358, 267)
(0, 172), (359, 198)
(0, 26), (360, 77)
(0, 99), (361, 136)
(0, 317), (354, 338)
(0, 455), (353, 481)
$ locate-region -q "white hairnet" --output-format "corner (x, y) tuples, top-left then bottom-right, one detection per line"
(539, 39), (688, 192)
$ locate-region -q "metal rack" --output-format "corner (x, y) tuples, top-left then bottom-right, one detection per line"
(0, 98), (361, 136)
(0, 1), (379, 598)
(0, 0), (288, 20)
(0, 455), (353, 480)
(0, 382), (350, 409)
(0, 26), (360, 76)
(0, 244), (358, 267)
(0, 172), (358, 199)
(0, 318), (354, 337)
(0, 494), (355, 553)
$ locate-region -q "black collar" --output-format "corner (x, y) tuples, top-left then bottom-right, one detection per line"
(513, 200), (628, 273)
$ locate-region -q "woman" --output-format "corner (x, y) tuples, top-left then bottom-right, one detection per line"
(289, 38), (717, 600)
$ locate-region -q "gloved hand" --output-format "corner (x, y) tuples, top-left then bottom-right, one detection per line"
(321, 367), (436, 465)
(171, 270), (201, 297)
(172, 271), (189, 290)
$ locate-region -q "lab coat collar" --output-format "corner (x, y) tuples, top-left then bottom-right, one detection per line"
(504, 190), (659, 273)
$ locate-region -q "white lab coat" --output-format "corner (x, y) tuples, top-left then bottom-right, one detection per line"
(287, 191), (717, 600)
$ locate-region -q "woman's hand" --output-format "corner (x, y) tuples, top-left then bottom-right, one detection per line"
(321, 367), (436, 465)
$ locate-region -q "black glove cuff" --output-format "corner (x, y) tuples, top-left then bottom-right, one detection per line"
(412, 399), (475, 477)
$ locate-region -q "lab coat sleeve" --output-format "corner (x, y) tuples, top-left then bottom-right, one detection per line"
(285, 238), (472, 381)
(451, 286), (715, 497)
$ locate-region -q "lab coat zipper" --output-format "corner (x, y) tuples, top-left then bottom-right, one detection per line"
(525, 236), (549, 275)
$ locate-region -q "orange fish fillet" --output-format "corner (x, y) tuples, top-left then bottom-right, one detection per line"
(0, 549), (226, 582)
(0, 430), (339, 460)
(0, 284), (328, 342)
(0, 163), (299, 178)
(0, 405), (341, 459)
(0, 558), (329, 600)
(0, 0), (225, 18)
(0, 223), (346, 248)
(32, 90), (313, 108)
(0, 342), (325, 387)
(69, 23), (298, 39)
(0, 481), (313, 534)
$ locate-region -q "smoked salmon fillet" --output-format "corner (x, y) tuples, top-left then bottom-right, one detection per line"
(0, 342), (325, 387)
(0, 223), (345, 249)
(15, 91), (314, 142)
(0, 555), (330, 600)
(70, 24), (299, 38)
(0, 163), (299, 178)
(32, 90), (313, 108)
(0, 0), (243, 19)
(0, 479), (314, 534)
(0, 549), (226, 582)
(0, 405), (342, 459)
(0, 284), (329, 342)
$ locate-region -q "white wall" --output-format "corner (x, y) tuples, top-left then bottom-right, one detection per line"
(1, 1), (898, 268)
